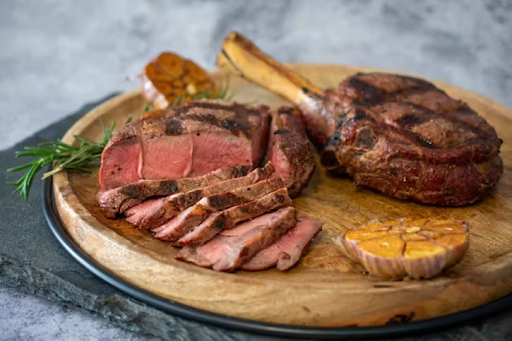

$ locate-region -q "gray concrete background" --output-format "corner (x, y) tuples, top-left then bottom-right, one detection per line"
(1, 0), (511, 339)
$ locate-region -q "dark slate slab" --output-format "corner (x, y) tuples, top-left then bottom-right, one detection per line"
(1, 96), (512, 341)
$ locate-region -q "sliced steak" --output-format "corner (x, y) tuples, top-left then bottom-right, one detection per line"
(153, 177), (285, 242)
(269, 107), (316, 197)
(97, 165), (250, 219)
(125, 162), (274, 228)
(242, 217), (323, 271)
(176, 207), (296, 271)
(99, 99), (271, 190)
(177, 188), (292, 246)
(153, 205), (209, 241)
(198, 177), (284, 211)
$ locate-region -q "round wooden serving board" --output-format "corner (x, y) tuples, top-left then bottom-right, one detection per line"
(52, 64), (512, 327)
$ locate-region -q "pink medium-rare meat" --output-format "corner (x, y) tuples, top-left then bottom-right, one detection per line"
(98, 130), (141, 190)
(242, 217), (323, 271)
(99, 99), (271, 190)
(176, 207), (296, 271)
(177, 188), (292, 246)
(97, 165), (250, 219)
(153, 177), (285, 242)
(125, 162), (275, 228)
(268, 107), (316, 197)
(153, 204), (209, 241)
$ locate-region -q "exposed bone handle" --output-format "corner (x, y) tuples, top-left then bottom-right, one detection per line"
(216, 32), (323, 106)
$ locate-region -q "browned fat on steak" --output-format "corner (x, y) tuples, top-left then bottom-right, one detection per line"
(176, 207), (296, 271)
(242, 217), (323, 271)
(153, 177), (285, 241)
(302, 72), (503, 206)
(177, 188), (292, 246)
(98, 99), (270, 190)
(125, 162), (275, 228)
(269, 107), (315, 197)
(97, 164), (250, 219)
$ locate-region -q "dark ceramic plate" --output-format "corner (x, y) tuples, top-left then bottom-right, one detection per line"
(43, 176), (512, 340)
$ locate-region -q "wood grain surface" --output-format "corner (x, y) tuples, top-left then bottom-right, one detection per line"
(53, 64), (512, 327)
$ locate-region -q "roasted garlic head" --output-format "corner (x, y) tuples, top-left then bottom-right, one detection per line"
(142, 52), (217, 112)
(335, 218), (469, 280)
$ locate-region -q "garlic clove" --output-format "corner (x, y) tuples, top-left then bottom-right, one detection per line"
(403, 240), (447, 279)
(357, 236), (406, 279)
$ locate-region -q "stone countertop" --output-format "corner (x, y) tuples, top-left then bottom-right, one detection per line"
(1, 0), (511, 339)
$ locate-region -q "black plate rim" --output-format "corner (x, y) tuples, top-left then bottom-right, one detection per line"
(42, 176), (512, 340)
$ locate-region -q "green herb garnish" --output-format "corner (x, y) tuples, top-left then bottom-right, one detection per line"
(7, 121), (117, 201)
(8, 79), (234, 200)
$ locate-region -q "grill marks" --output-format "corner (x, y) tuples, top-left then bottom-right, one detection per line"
(344, 74), (495, 151)
(98, 99), (270, 190)
(164, 119), (183, 135)
(171, 101), (265, 138)
(313, 72), (503, 206)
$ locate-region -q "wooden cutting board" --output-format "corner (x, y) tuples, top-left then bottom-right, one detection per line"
(53, 64), (512, 327)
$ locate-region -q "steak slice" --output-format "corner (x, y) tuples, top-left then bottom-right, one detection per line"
(153, 205), (209, 241)
(269, 107), (316, 197)
(153, 177), (284, 242)
(242, 217), (323, 271)
(177, 188), (292, 246)
(198, 177), (284, 211)
(304, 72), (503, 206)
(125, 162), (274, 228)
(99, 99), (271, 190)
(97, 165), (250, 219)
(176, 207), (296, 271)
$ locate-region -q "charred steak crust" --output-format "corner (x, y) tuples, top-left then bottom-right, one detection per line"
(99, 99), (271, 190)
(177, 187), (293, 246)
(97, 164), (250, 219)
(125, 162), (275, 229)
(269, 107), (316, 197)
(301, 72), (503, 206)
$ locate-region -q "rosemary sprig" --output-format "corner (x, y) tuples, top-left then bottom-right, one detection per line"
(193, 77), (233, 101)
(8, 79), (234, 201)
(7, 122), (116, 201)
(167, 77), (234, 108)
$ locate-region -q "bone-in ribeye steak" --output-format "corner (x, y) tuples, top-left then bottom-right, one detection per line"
(99, 100), (271, 190)
(302, 72), (503, 206)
